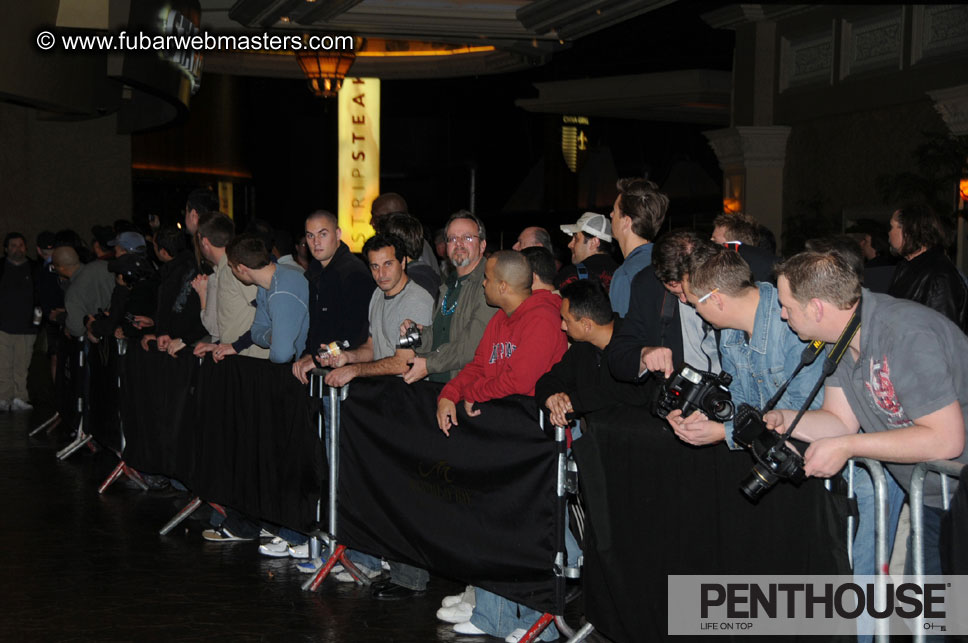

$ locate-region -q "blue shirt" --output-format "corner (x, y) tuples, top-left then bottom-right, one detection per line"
(719, 282), (825, 448)
(250, 264), (310, 364)
(610, 243), (653, 317)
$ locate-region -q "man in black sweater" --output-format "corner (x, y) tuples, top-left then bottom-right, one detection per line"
(536, 280), (650, 426)
(292, 210), (375, 384)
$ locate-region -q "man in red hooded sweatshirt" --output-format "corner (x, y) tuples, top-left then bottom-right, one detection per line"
(436, 249), (567, 435)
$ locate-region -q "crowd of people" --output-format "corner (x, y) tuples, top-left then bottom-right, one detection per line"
(3, 180), (967, 642)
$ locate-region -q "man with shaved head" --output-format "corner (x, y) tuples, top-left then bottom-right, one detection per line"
(436, 250), (566, 432)
(434, 252), (567, 638)
(53, 246), (114, 339)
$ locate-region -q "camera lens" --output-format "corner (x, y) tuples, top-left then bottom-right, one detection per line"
(711, 399), (734, 422)
(739, 463), (778, 503)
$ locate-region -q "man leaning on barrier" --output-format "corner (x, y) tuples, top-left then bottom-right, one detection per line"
(434, 249), (568, 641)
(668, 242), (825, 448)
(768, 250), (968, 575)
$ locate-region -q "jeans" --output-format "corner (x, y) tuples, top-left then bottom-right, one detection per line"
(469, 520), (580, 641)
(904, 503), (945, 576)
(389, 561), (429, 591)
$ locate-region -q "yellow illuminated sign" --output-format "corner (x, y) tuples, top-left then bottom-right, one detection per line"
(338, 77), (381, 252)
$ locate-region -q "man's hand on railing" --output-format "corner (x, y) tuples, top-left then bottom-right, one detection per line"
(324, 365), (358, 388)
(212, 343), (236, 362)
(193, 342), (217, 358)
(166, 338), (187, 356)
(292, 354), (316, 384)
(545, 393), (574, 428)
(156, 335), (172, 351)
(803, 438), (851, 479)
(140, 334), (156, 351)
(403, 355), (429, 384)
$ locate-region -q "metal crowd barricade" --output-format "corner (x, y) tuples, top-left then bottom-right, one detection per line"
(520, 412), (586, 643)
(909, 459), (965, 643)
(303, 369), (370, 591)
(55, 337), (96, 460)
(98, 338), (148, 493)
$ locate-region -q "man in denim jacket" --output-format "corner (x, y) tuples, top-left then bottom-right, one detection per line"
(665, 243), (824, 447)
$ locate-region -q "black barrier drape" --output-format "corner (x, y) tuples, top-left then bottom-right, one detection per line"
(573, 405), (852, 643)
(86, 341), (122, 454)
(337, 377), (558, 614)
(120, 346), (198, 483)
(188, 356), (324, 533)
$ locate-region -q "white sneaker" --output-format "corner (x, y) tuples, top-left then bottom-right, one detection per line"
(10, 398), (32, 411)
(436, 602), (473, 624)
(334, 565), (381, 583)
(453, 620), (487, 636)
(258, 537), (291, 557)
(259, 528), (275, 538)
(505, 628), (528, 643)
(442, 585), (475, 607)
(0, 400), (9, 412)
(287, 543), (309, 559)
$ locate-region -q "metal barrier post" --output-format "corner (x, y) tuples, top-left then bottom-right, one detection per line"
(304, 373), (368, 591)
(56, 338), (94, 460)
(98, 339), (148, 494)
(909, 459), (965, 643)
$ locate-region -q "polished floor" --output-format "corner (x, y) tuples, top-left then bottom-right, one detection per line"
(0, 402), (572, 642)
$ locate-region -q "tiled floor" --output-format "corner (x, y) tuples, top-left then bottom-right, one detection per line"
(0, 405), (570, 642)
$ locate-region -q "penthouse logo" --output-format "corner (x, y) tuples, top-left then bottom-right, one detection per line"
(700, 582), (946, 620)
(668, 575), (968, 636)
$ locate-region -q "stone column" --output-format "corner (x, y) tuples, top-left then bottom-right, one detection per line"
(704, 126), (791, 247)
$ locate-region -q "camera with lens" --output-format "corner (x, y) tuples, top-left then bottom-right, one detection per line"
(317, 340), (349, 360)
(398, 324), (422, 349)
(733, 403), (806, 502)
(655, 363), (735, 422)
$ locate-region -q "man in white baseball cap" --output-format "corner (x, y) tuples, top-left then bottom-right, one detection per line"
(556, 212), (618, 292)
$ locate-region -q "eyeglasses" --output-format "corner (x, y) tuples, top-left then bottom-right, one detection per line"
(446, 234), (479, 245)
(697, 287), (719, 304)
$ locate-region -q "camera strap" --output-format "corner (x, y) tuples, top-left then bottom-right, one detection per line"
(775, 297), (863, 445)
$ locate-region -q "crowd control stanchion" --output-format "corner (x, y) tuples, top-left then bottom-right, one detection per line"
(304, 371), (370, 591)
(56, 337), (95, 460)
(846, 458), (891, 643)
(519, 412), (588, 643)
(910, 459), (965, 643)
(98, 338), (148, 494)
(28, 412), (61, 437)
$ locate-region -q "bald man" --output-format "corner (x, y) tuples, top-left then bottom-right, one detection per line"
(370, 192), (440, 276)
(53, 247), (115, 338)
(436, 250), (567, 434)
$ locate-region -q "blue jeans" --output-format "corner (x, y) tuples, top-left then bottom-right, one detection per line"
(469, 520), (580, 641)
(904, 503), (945, 576)
(389, 561), (429, 591)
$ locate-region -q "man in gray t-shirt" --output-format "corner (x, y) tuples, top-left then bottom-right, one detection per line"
(769, 251), (968, 574)
(319, 234), (433, 386)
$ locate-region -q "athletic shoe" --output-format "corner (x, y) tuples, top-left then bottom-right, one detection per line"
(258, 537), (291, 557)
(436, 602), (473, 624)
(442, 585), (476, 607)
(259, 529), (274, 538)
(453, 621), (487, 635)
(10, 398), (32, 411)
(334, 565), (381, 583)
(0, 400), (10, 412)
(287, 543), (309, 559)
(202, 526), (254, 542)
(505, 628), (528, 643)
(295, 558), (343, 574)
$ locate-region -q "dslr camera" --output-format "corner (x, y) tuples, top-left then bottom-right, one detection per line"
(655, 364), (734, 422)
(732, 403), (805, 502)
(398, 324), (422, 350)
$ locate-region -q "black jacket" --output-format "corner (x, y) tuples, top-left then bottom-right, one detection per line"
(154, 250), (205, 343)
(736, 244), (777, 284)
(303, 242), (375, 356)
(888, 247), (968, 332)
(606, 265), (684, 383)
(535, 318), (653, 419)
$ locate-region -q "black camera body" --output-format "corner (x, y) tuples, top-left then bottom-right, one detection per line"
(655, 363), (735, 422)
(732, 403), (806, 502)
(398, 324), (422, 350)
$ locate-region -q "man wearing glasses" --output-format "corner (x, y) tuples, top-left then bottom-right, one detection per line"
(402, 210), (495, 385)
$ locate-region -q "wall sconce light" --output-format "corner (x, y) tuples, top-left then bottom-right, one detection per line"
(959, 178), (968, 202)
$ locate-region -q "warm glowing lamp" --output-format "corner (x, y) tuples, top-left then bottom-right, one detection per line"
(723, 198), (742, 214)
(296, 42), (358, 98)
(959, 178), (968, 202)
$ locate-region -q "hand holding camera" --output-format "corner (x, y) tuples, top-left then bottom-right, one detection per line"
(316, 341), (349, 367)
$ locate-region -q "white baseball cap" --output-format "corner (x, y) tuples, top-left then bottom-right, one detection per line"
(560, 212), (612, 243)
